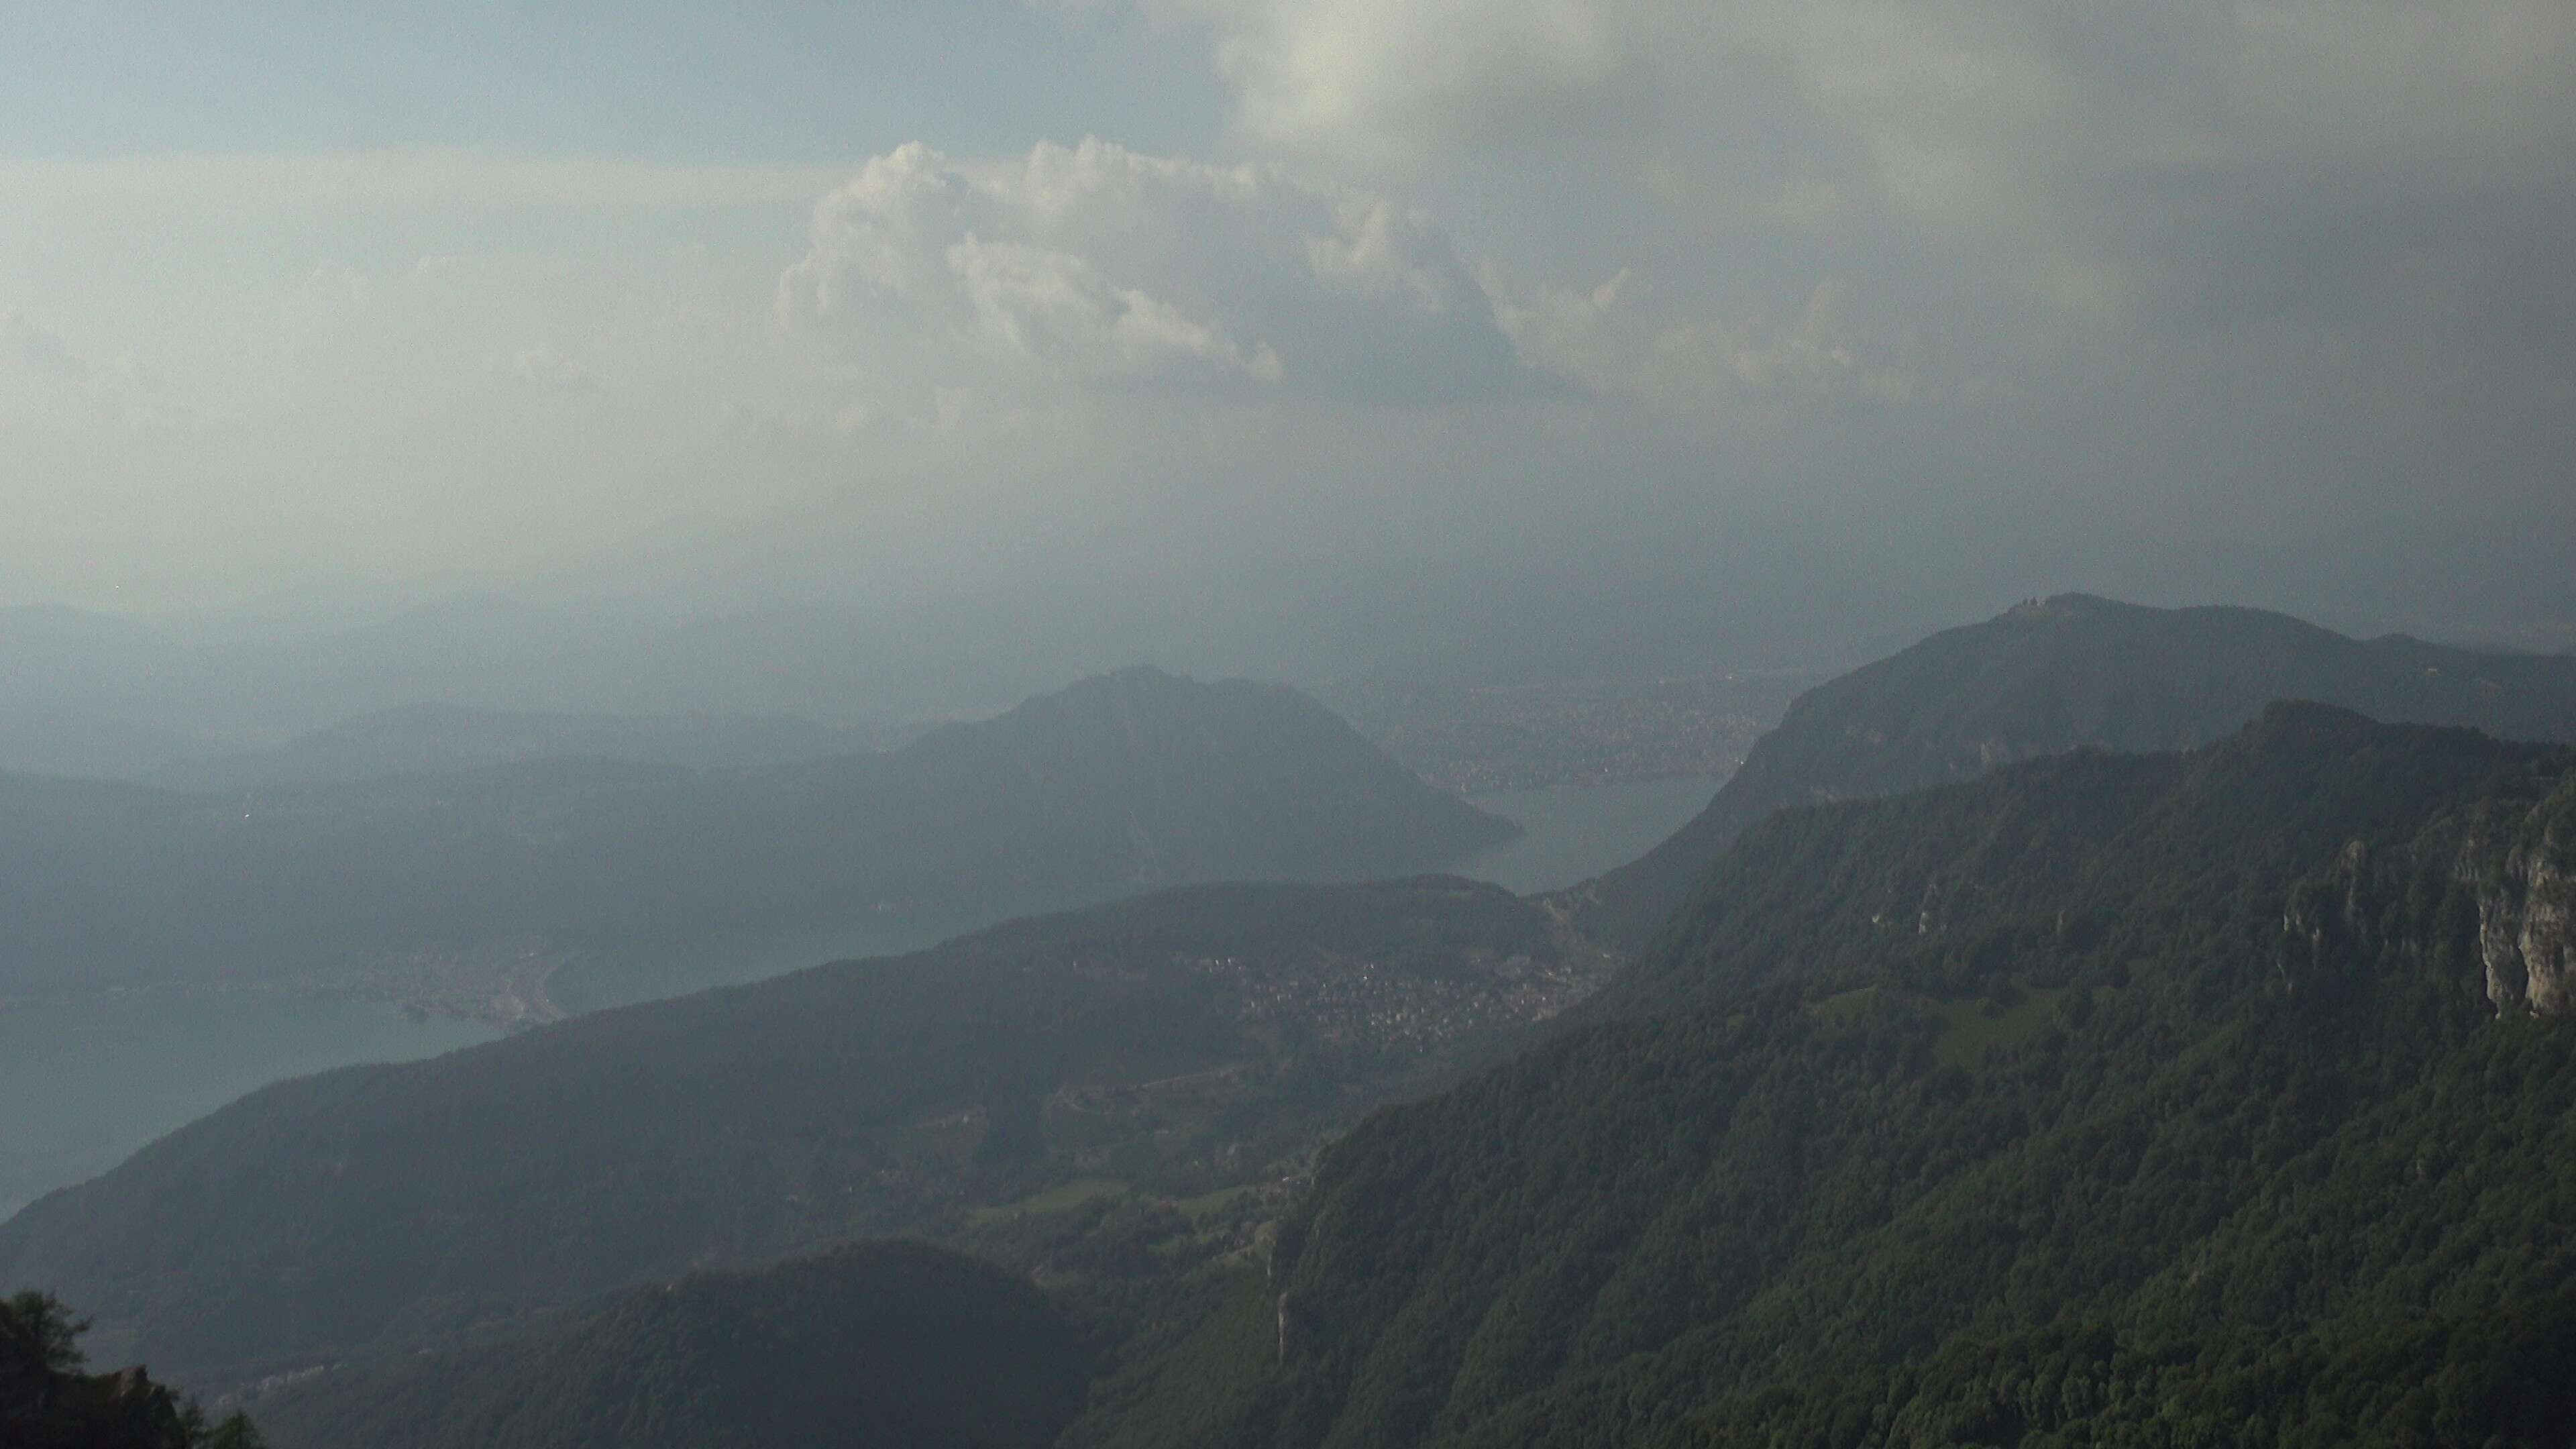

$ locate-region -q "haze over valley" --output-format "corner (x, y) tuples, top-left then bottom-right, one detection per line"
(5, 3), (2574, 1447)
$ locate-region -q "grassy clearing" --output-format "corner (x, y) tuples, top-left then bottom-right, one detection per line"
(1173, 1185), (1259, 1220)
(1925, 988), (2068, 1071)
(965, 1177), (1130, 1225)
(1807, 986), (1882, 1023)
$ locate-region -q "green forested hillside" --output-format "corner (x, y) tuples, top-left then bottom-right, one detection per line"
(246, 1242), (1088, 1449)
(1102, 706), (2576, 1449)
(0, 667), (1511, 1002)
(0, 877), (1591, 1389)
(1577, 594), (2576, 949)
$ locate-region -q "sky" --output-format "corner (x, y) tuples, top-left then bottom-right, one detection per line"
(2, 0), (2571, 649)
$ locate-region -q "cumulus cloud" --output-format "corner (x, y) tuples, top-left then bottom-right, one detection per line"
(777, 138), (1532, 401)
(1491, 270), (1922, 407)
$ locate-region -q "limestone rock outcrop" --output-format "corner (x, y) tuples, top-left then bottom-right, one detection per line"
(2279, 775), (2576, 1017)
(2465, 804), (2576, 1016)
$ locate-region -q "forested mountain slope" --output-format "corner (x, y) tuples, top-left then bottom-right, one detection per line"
(1102, 706), (2576, 1449)
(0, 667), (1511, 1000)
(1576, 594), (2576, 948)
(246, 1242), (1088, 1449)
(0, 877), (1595, 1389)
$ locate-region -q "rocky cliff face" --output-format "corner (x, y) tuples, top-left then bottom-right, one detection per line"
(2467, 806), (2576, 1016)
(2282, 775), (2576, 1016)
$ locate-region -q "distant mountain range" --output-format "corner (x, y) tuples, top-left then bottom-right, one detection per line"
(246, 1242), (1091, 1449)
(1574, 593), (2576, 949)
(0, 563), (1888, 778)
(0, 594), (1101, 780)
(0, 667), (1513, 1003)
(143, 703), (918, 793)
(1115, 706), (2576, 1448)
(0, 598), (916, 759)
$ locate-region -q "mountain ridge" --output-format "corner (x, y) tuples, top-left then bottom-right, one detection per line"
(1572, 593), (2576, 949)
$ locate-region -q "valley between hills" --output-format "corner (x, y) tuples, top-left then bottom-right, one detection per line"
(11, 594), (2576, 1449)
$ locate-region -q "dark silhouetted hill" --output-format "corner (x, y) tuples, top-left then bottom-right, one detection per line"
(246, 1242), (1087, 1449)
(0, 1291), (261, 1448)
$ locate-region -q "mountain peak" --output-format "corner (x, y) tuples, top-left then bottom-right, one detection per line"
(1069, 662), (1189, 690)
(2004, 591), (2128, 619)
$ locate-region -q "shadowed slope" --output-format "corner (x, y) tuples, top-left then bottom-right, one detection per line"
(248, 1242), (1088, 1449)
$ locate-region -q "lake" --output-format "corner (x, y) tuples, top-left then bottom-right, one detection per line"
(1447, 774), (1721, 894)
(555, 773), (1723, 1009)
(0, 772), (1718, 1218)
(549, 894), (1097, 1014)
(0, 994), (493, 1220)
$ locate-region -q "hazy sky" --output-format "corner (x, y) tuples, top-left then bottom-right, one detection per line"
(3, 1), (2570, 637)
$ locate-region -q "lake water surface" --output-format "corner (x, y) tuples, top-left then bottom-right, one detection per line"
(0, 773), (1717, 1218)
(555, 773), (1723, 1008)
(549, 894), (1095, 1014)
(1448, 775), (1720, 894)
(0, 994), (492, 1220)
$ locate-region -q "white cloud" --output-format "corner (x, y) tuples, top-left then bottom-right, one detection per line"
(1146, 0), (2576, 192)
(945, 235), (1285, 382)
(1212, 0), (1644, 158)
(778, 138), (1529, 401)
(11, 0), (2565, 619)
(1490, 270), (1919, 406)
